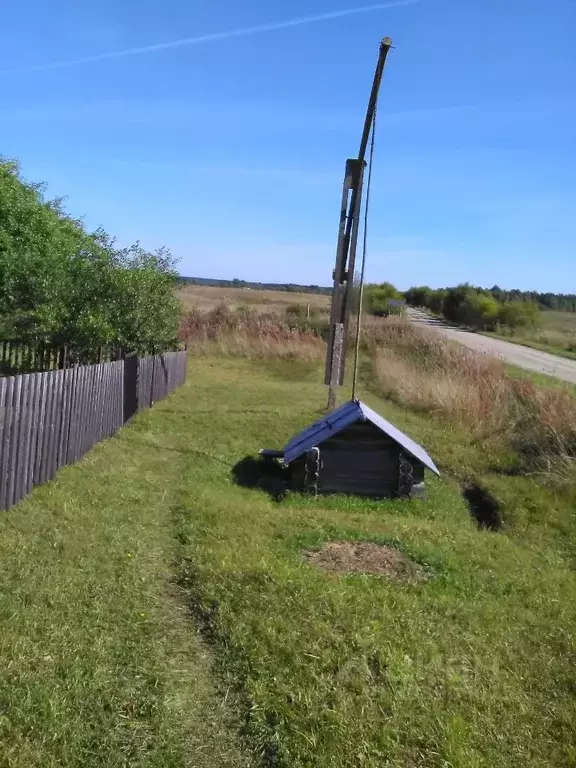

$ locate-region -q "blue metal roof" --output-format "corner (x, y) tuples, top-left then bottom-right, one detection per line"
(282, 399), (440, 475)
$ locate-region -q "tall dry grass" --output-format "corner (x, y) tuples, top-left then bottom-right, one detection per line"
(366, 319), (511, 431)
(180, 308), (576, 481)
(177, 283), (330, 314)
(179, 305), (325, 362)
(368, 318), (576, 481)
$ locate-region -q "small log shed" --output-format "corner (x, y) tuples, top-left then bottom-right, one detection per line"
(261, 399), (439, 499)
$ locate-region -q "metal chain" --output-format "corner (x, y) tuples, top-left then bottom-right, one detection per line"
(304, 447), (320, 495)
(398, 452), (414, 497)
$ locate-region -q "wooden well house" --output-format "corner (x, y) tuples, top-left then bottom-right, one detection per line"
(261, 400), (439, 499)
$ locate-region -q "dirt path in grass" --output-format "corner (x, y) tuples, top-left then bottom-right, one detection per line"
(407, 307), (576, 384)
(0, 403), (255, 768)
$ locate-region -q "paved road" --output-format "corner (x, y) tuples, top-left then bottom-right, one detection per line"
(407, 308), (576, 385)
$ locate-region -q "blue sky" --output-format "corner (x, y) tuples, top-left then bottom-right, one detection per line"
(1, 0), (574, 291)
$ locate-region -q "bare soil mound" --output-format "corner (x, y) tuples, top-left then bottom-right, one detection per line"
(306, 541), (426, 582)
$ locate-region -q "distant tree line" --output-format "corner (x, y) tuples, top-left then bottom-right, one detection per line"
(404, 285), (542, 331)
(0, 158), (180, 351)
(180, 276), (332, 295)
(488, 287), (576, 313)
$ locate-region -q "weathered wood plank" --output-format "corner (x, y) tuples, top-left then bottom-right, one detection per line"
(5, 376), (23, 509)
(58, 367), (74, 468)
(32, 373), (48, 486)
(46, 370), (64, 482)
(19, 374), (40, 499)
(0, 377), (10, 510)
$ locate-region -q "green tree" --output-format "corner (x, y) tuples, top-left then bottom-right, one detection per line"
(467, 293), (500, 330)
(364, 282), (401, 316)
(442, 284), (474, 325)
(0, 157), (180, 350)
(405, 286), (431, 308)
(498, 301), (541, 331)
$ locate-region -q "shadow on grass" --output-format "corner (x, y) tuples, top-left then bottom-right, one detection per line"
(462, 482), (502, 530)
(232, 456), (290, 502)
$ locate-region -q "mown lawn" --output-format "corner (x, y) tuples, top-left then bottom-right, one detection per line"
(0, 365), (255, 768)
(1, 356), (575, 766)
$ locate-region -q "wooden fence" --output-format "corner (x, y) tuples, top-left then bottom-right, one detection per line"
(0, 350), (187, 512)
(0, 341), (123, 377)
(0, 340), (185, 377)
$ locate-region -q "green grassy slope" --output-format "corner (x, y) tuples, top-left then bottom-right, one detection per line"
(1, 356), (575, 767)
(0, 374), (255, 768)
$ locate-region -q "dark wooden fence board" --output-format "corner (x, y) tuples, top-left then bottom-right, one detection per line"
(111, 361), (122, 434)
(123, 353), (138, 423)
(0, 378), (9, 510)
(32, 373), (47, 486)
(102, 363), (111, 440)
(76, 366), (87, 459)
(46, 371), (64, 484)
(18, 373), (37, 501)
(15, 375), (30, 505)
(60, 367), (73, 467)
(94, 364), (104, 444)
(37, 372), (53, 486)
(5, 376), (23, 509)
(70, 367), (82, 463)
(72, 366), (85, 464)
(98, 363), (107, 442)
(3, 376), (16, 507)
(89, 364), (102, 451)
(146, 356), (154, 405)
(83, 365), (96, 455)
(85, 365), (96, 454)
(58, 368), (72, 469)
(138, 356), (150, 410)
(79, 365), (90, 458)
(75, 365), (88, 462)
(27, 375), (42, 497)
(105, 362), (113, 439)
(68, 367), (81, 465)
(27, 373), (42, 496)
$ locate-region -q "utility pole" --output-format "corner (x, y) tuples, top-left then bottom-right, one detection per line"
(325, 37), (393, 410)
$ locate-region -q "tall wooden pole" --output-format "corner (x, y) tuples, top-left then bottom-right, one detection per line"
(325, 37), (393, 410)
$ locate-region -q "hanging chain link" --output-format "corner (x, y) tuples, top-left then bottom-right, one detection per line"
(304, 447), (320, 495)
(397, 452), (414, 497)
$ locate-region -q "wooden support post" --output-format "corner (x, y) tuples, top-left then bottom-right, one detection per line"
(327, 322), (344, 411)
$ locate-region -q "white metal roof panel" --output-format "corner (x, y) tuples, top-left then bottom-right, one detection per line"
(282, 399), (439, 475)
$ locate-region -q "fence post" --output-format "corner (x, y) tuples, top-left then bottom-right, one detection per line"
(150, 346), (156, 407)
(122, 352), (138, 423)
(58, 346), (68, 370)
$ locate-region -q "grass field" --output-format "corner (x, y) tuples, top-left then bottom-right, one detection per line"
(2, 351), (575, 767)
(0, 382), (255, 768)
(177, 284), (329, 314)
(489, 310), (576, 360)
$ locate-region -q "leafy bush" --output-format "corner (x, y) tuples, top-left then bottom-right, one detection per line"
(497, 300), (540, 332)
(404, 286), (431, 308)
(405, 282), (541, 332)
(0, 158), (180, 351)
(364, 282), (402, 317)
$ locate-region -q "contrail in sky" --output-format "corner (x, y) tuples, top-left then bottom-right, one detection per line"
(1, 1), (417, 75)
